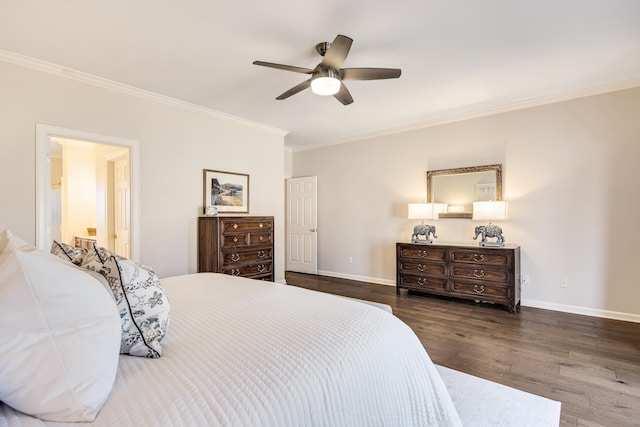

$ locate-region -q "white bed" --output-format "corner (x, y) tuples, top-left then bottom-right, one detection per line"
(0, 272), (461, 426)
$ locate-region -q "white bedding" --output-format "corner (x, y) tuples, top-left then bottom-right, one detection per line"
(1, 273), (461, 426)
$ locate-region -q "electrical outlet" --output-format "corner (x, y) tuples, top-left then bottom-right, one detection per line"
(522, 274), (530, 286)
(560, 278), (569, 288)
(348, 256), (353, 264)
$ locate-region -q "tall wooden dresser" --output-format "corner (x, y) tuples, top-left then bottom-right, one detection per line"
(396, 242), (521, 313)
(198, 216), (274, 281)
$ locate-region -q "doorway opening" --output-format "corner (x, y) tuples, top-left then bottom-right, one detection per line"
(36, 124), (140, 261)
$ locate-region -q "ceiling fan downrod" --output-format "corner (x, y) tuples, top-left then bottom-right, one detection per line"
(315, 42), (331, 57)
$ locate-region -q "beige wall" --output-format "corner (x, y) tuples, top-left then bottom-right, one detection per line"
(0, 60), (286, 281)
(292, 87), (640, 321)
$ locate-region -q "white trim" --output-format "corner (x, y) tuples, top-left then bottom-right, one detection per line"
(317, 270), (395, 287)
(318, 270), (640, 323)
(35, 124), (142, 262)
(1, 49), (288, 138)
(291, 77), (640, 152)
(521, 299), (640, 324)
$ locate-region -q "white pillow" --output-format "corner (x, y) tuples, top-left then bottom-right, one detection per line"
(0, 230), (121, 422)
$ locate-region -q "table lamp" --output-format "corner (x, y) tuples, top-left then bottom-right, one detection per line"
(408, 203), (447, 244)
(472, 201), (508, 247)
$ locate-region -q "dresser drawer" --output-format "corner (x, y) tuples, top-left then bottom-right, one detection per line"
(451, 280), (510, 300)
(220, 218), (272, 233)
(450, 249), (511, 267)
(248, 231), (273, 246)
(220, 233), (249, 248)
(222, 248), (272, 265)
(220, 232), (272, 248)
(398, 274), (447, 292)
(398, 245), (446, 262)
(450, 266), (508, 282)
(222, 262), (273, 277)
(398, 260), (446, 277)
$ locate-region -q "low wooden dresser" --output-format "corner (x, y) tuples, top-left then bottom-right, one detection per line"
(74, 236), (96, 249)
(396, 242), (521, 313)
(198, 216), (274, 281)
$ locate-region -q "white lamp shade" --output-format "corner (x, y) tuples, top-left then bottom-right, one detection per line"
(408, 203), (448, 220)
(472, 201), (508, 221)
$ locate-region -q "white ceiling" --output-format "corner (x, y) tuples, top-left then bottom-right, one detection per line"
(2, 0), (640, 149)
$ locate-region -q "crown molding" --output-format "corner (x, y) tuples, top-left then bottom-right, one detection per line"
(291, 77), (640, 152)
(0, 49), (288, 137)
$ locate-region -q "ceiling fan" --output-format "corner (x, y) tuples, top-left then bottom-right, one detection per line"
(253, 34), (401, 105)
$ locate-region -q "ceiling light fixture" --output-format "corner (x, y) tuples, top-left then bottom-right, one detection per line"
(310, 69), (341, 96)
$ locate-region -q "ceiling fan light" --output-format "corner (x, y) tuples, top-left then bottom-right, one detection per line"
(311, 69), (341, 96)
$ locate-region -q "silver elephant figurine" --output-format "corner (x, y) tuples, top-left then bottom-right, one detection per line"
(473, 224), (505, 246)
(412, 224), (438, 244)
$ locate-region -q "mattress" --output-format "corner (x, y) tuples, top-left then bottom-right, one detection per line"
(0, 273), (461, 426)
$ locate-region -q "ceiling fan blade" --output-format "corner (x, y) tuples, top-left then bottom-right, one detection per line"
(253, 61), (313, 74)
(341, 68), (402, 80)
(321, 35), (353, 70)
(276, 79), (311, 100)
(333, 83), (354, 105)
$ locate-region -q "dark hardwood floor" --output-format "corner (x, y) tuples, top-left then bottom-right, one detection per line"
(285, 272), (640, 427)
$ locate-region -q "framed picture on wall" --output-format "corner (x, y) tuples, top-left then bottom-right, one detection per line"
(203, 169), (249, 214)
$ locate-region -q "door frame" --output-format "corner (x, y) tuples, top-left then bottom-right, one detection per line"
(35, 124), (141, 262)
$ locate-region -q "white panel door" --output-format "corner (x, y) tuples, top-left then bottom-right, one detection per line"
(114, 158), (130, 258)
(286, 176), (317, 274)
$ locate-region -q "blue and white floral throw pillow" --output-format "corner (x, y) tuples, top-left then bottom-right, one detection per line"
(82, 250), (170, 358)
(51, 241), (170, 358)
(50, 241), (87, 265)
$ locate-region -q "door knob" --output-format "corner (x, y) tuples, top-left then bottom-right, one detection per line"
(310, 228), (318, 232)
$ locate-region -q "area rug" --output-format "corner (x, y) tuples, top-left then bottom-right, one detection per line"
(436, 365), (561, 427)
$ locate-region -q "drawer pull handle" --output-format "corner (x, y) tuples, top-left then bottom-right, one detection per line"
(417, 278), (428, 286)
(259, 223), (264, 228)
(257, 265), (266, 273)
(473, 269), (485, 278)
(257, 250), (266, 259)
(473, 254), (485, 262)
(231, 269), (240, 276)
(259, 236), (264, 241)
(417, 264), (427, 272)
(231, 254), (240, 262)
(417, 250), (428, 258)
(233, 237), (239, 243)
(233, 223), (238, 229)
(473, 285), (485, 294)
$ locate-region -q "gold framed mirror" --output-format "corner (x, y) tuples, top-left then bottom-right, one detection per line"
(427, 164), (502, 218)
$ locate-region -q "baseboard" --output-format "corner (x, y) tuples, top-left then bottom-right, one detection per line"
(521, 298), (640, 324)
(316, 270), (395, 287)
(314, 271), (640, 324)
